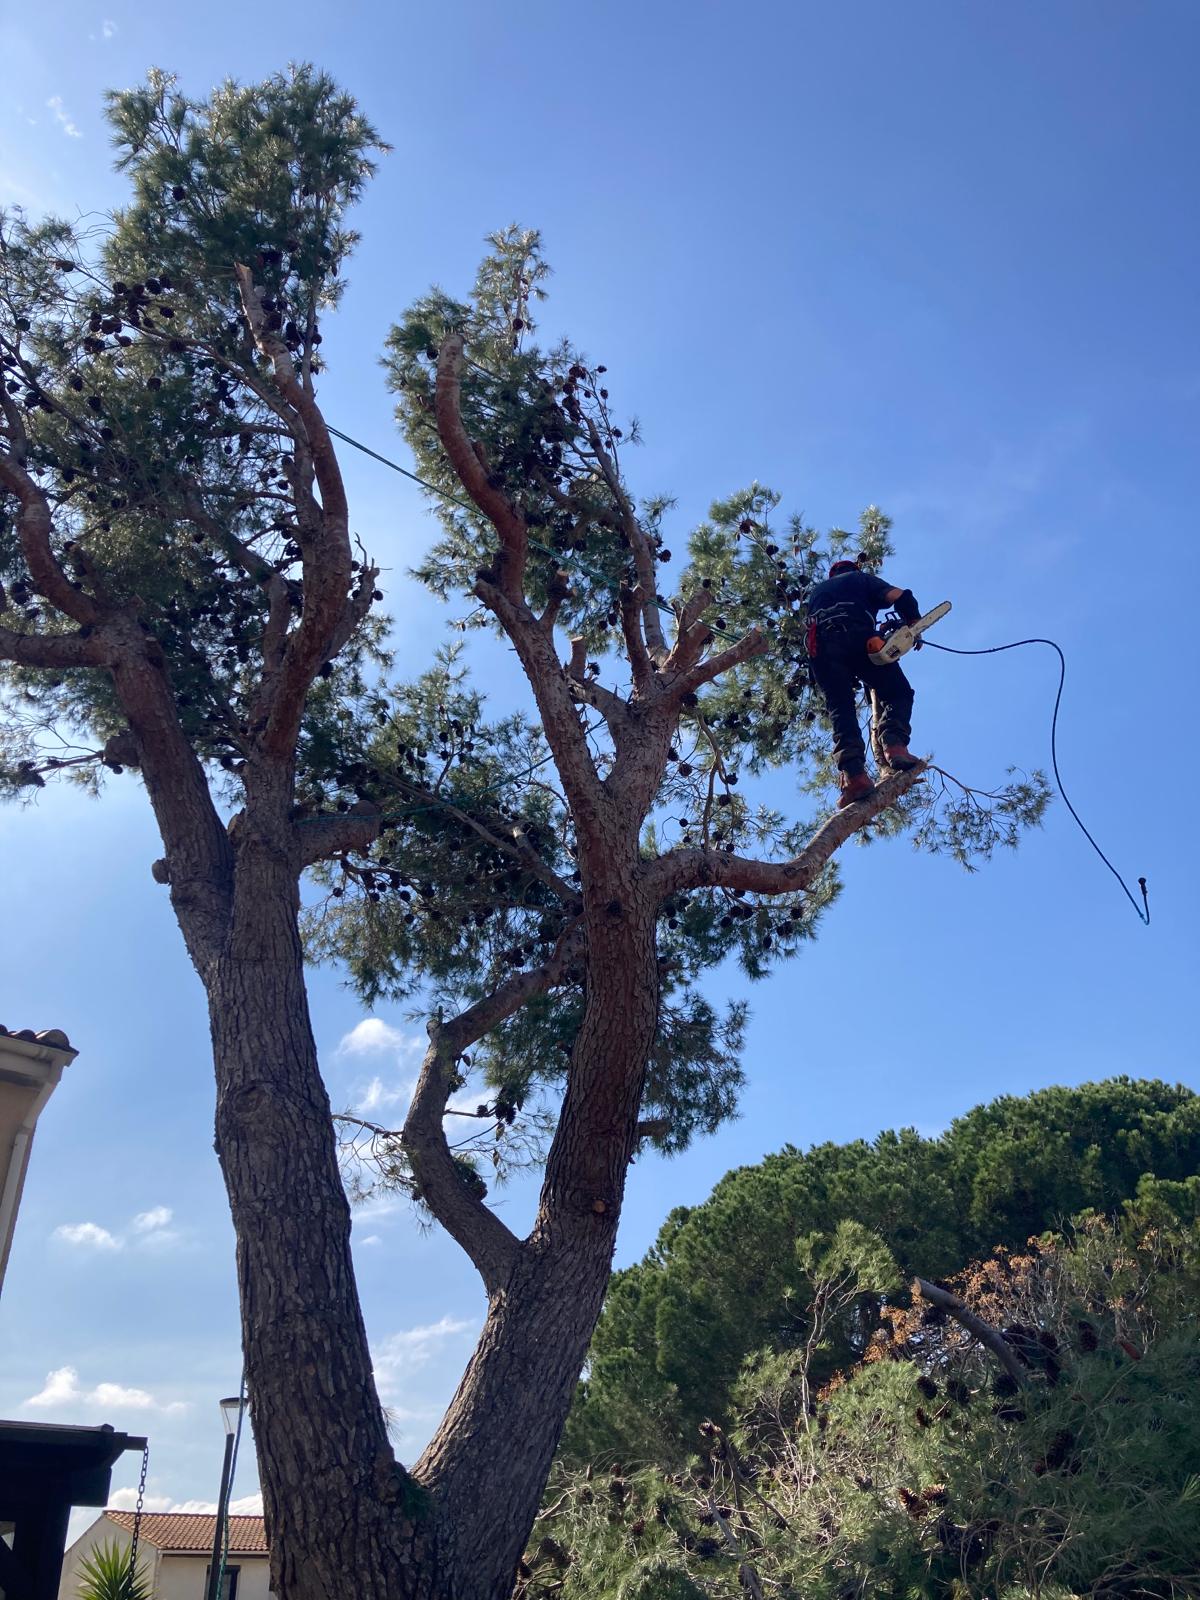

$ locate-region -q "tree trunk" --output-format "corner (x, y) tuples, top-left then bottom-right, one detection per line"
(190, 808), (659, 1600)
(205, 825), (433, 1597)
(413, 890), (661, 1599)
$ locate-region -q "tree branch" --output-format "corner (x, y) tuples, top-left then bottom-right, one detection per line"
(0, 449), (102, 628)
(647, 765), (926, 899)
(235, 265), (355, 759)
(473, 578), (607, 840)
(914, 1277), (1027, 1386)
(0, 622), (108, 669)
(435, 334), (527, 601)
(296, 803), (382, 871)
(584, 417), (666, 659)
(404, 925), (584, 1295)
(565, 636), (627, 731)
(665, 627), (767, 704)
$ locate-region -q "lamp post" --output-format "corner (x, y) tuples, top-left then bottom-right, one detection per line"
(205, 1395), (245, 1600)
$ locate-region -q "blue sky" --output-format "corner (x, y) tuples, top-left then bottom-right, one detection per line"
(1, 0), (1197, 1530)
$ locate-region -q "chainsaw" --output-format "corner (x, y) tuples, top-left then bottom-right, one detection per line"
(867, 601), (952, 666)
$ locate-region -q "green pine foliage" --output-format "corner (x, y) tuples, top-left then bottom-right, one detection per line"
(563, 1079), (1200, 1464)
(528, 1096), (1200, 1599)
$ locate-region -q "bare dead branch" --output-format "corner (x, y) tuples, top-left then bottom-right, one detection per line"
(914, 1277), (1027, 1386)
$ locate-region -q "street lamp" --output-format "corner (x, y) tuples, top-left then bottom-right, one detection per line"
(205, 1393), (246, 1600)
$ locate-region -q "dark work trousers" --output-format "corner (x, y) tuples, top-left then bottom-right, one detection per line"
(810, 631), (914, 775)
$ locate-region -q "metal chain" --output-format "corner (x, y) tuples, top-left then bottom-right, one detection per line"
(127, 1441), (149, 1588)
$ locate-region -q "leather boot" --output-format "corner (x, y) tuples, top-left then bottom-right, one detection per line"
(883, 745), (922, 772)
(837, 771), (875, 809)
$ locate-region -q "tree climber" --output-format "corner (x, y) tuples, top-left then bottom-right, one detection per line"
(805, 557), (923, 807)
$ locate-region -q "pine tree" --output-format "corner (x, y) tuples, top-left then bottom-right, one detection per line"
(1, 70), (1047, 1600)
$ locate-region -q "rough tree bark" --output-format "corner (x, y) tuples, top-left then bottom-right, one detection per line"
(1, 292), (924, 1599)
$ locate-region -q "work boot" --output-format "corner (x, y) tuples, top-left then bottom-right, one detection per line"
(837, 771), (875, 809)
(882, 745), (922, 772)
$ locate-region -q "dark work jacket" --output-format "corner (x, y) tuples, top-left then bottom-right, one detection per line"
(805, 570), (901, 638)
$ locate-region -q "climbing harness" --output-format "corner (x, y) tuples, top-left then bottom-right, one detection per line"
(925, 636), (1150, 926)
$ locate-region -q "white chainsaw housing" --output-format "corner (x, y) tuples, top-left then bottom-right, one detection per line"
(868, 601), (952, 666)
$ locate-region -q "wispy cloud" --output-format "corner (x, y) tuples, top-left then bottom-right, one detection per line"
(357, 1074), (411, 1114)
(132, 1206), (173, 1233)
(373, 1316), (475, 1398)
(357, 1233), (382, 1247)
(54, 1205), (181, 1252)
(102, 19), (118, 38)
(46, 95), (82, 139)
(54, 1221), (122, 1251)
(25, 1366), (189, 1416)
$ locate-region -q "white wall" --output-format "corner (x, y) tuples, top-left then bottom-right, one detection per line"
(155, 1553), (271, 1600)
(58, 1517), (270, 1600)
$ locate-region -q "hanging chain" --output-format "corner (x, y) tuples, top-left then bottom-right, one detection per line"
(127, 1441), (149, 1585)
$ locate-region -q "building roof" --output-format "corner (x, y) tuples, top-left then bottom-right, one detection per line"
(0, 1026), (72, 1049)
(105, 1512), (269, 1554)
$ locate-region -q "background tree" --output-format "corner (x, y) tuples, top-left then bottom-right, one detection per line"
(563, 1078), (1200, 1464)
(2, 69), (1045, 1600)
(526, 1106), (1200, 1600)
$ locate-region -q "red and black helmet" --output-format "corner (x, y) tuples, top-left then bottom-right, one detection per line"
(828, 558), (860, 578)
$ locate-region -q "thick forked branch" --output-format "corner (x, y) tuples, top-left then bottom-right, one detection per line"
(914, 1277), (1027, 1386)
(235, 265), (354, 758)
(404, 925), (584, 1294)
(435, 334), (527, 601)
(648, 765), (926, 899)
(0, 450), (102, 629)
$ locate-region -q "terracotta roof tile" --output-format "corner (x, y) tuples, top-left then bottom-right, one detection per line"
(105, 1512), (268, 1554)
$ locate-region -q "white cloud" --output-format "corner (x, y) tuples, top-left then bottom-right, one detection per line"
(373, 1316), (475, 1397)
(132, 1206), (173, 1232)
(108, 1488), (173, 1512)
(46, 96), (82, 139)
(54, 1221), (122, 1251)
(167, 1492), (263, 1516)
(54, 1207), (181, 1253)
(102, 19), (118, 38)
(337, 1018), (417, 1057)
(24, 1365), (188, 1416)
(357, 1233), (382, 1247)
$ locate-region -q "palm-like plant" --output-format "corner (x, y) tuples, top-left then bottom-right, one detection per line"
(75, 1540), (153, 1600)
